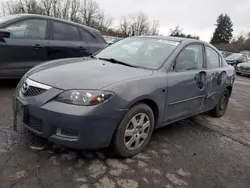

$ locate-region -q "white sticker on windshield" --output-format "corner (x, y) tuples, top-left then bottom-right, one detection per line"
(157, 39), (179, 46)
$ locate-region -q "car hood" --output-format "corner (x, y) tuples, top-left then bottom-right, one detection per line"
(237, 62), (250, 68)
(226, 59), (238, 63)
(27, 58), (153, 90)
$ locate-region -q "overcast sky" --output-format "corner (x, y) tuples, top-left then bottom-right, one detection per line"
(97, 0), (250, 41)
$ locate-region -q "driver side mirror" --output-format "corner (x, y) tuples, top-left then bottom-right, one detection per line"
(0, 29), (10, 38)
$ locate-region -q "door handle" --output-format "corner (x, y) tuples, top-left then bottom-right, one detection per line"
(78, 46), (87, 51)
(33, 44), (44, 50)
(194, 71), (207, 90)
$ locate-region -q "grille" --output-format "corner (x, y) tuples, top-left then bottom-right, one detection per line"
(23, 86), (47, 97)
(24, 114), (43, 133)
(240, 67), (250, 71)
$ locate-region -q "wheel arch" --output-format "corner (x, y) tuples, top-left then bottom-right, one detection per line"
(129, 98), (160, 129)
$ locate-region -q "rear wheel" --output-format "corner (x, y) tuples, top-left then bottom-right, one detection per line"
(209, 89), (230, 118)
(112, 104), (154, 158)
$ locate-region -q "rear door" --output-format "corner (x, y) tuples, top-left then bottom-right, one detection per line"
(48, 21), (90, 60)
(0, 19), (49, 77)
(201, 46), (227, 111)
(164, 43), (206, 123)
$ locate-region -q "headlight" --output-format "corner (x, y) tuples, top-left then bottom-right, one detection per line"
(55, 90), (114, 106)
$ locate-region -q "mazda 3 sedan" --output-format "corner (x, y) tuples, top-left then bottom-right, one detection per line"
(13, 36), (235, 157)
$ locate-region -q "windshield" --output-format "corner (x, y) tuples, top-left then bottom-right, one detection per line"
(95, 37), (180, 69)
(226, 53), (242, 61)
(0, 15), (21, 25)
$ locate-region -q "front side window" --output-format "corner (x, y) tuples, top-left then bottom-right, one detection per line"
(96, 37), (180, 69)
(174, 44), (203, 71)
(5, 19), (47, 40)
(206, 46), (220, 69)
(52, 22), (80, 41)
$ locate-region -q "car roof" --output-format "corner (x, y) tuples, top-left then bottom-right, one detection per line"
(7, 14), (100, 33)
(134, 35), (200, 42)
(134, 35), (217, 49)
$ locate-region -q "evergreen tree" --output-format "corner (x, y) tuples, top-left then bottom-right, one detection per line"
(210, 14), (233, 44)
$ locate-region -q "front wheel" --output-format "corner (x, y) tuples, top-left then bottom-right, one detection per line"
(111, 103), (154, 158)
(209, 89), (230, 118)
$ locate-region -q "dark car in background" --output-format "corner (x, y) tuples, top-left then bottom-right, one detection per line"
(225, 53), (248, 67)
(0, 14), (107, 78)
(13, 36), (235, 157)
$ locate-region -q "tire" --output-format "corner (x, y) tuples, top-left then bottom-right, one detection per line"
(111, 103), (154, 158)
(209, 89), (230, 118)
(236, 72), (241, 76)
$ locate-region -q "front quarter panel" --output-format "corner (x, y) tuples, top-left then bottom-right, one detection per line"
(104, 71), (168, 128)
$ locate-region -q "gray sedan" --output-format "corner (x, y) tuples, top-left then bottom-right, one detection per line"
(235, 61), (250, 75)
(13, 36), (235, 157)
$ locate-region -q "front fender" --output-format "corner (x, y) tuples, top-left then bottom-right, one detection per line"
(104, 71), (168, 126)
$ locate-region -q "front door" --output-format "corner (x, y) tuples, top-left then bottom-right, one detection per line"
(0, 19), (49, 77)
(164, 44), (206, 123)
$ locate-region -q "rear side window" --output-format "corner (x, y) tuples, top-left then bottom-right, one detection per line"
(206, 46), (220, 69)
(51, 21), (80, 41)
(79, 27), (96, 42)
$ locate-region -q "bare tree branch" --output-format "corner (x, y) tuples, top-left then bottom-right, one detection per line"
(70, 0), (80, 22)
(120, 16), (130, 36)
(41, 0), (53, 16)
(95, 12), (113, 32)
(61, 0), (70, 20)
(149, 20), (159, 35)
(80, 0), (99, 27)
(119, 12), (155, 37)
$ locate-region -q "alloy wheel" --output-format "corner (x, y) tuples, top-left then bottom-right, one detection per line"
(124, 113), (150, 150)
(219, 93), (228, 114)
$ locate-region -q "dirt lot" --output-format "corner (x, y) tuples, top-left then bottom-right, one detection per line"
(0, 76), (250, 188)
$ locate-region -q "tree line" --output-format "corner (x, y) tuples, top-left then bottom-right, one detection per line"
(0, 0), (160, 37)
(0, 0), (249, 52)
(210, 13), (250, 52)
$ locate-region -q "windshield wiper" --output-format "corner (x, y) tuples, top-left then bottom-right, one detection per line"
(99, 58), (136, 68)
